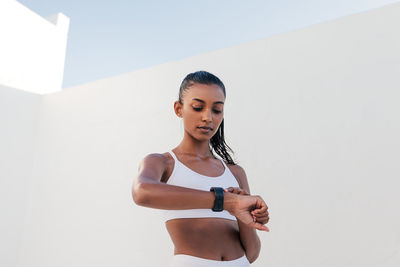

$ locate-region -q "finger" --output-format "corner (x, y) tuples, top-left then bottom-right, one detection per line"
(254, 218), (269, 224)
(253, 215), (269, 222)
(253, 212), (268, 218)
(252, 209), (266, 214)
(253, 211), (269, 217)
(255, 217), (269, 224)
(224, 187), (232, 193)
(239, 189), (248, 195)
(252, 207), (266, 214)
(252, 213), (269, 219)
(232, 187), (243, 194)
(251, 210), (265, 216)
(252, 222), (270, 232)
(234, 189), (243, 194)
(255, 202), (268, 213)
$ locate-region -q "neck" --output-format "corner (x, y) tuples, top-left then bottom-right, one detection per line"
(175, 132), (213, 158)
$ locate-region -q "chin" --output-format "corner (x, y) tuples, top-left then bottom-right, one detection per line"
(193, 134), (212, 142)
(196, 136), (211, 142)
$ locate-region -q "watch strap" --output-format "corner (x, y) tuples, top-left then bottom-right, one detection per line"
(210, 187), (224, 212)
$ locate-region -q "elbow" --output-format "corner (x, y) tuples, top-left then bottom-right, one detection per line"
(248, 251), (260, 264)
(132, 181), (157, 206)
(247, 238), (261, 263)
(247, 250), (260, 264)
(132, 182), (146, 205)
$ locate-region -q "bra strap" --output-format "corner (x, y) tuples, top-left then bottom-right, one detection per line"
(168, 150), (178, 161)
(219, 157), (228, 169)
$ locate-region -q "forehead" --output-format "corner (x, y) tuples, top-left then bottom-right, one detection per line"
(183, 83), (225, 103)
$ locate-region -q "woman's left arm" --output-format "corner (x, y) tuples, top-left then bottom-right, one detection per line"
(237, 212), (261, 263)
(225, 165), (269, 264)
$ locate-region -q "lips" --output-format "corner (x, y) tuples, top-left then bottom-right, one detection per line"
(198, 126), (213, 130)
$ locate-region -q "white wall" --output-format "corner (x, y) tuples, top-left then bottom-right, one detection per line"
(0, 85), (41, 267)
(1, 2), (399, 267)
(0, 0), (69, 94)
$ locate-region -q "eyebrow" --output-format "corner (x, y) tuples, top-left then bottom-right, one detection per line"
(192, 98), (224, 105)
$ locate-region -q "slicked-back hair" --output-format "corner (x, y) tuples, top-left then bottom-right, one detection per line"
(178, 70), (236, 165)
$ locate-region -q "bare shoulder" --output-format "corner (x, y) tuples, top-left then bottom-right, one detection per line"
(225, 162), (251, 194)
(225, 163), (246, 179)
(140, 152), (169, 167)
(139, 151), (176, 182)
(138, 152), (173, 178)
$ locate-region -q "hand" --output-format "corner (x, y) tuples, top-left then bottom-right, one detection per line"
(225, 190), (270, 232)
(224, 187), (270, 226)
(224, 187), (249, 196)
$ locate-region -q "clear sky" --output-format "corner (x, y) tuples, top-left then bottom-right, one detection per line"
(18, 0), (399, 88)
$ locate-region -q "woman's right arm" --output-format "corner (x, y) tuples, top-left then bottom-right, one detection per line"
(131, 153), (237, 210)
(131, 153), (269, 231)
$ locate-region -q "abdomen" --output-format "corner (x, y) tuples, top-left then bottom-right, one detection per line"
(165, 217), (245, 261)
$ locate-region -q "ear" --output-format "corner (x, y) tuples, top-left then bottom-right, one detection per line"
(174, 100), (183, 118)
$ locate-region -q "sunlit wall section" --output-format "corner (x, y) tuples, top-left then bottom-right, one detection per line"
(0, 0), (69, 94)
(0, 85), (41, 267)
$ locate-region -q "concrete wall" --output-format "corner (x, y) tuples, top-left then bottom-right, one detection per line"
(0, 0), (69, 94)
(0, 85), (41, 267)
(1, 2), (399, 267)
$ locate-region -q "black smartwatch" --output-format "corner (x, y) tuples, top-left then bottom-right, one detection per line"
(210, 187), (224, 212)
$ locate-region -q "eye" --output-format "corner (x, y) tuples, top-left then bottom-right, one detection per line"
(192, 106), (222, 114)
(192, 106), (203, 111)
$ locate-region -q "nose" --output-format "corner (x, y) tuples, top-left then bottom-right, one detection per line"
(202, 108), (212, 123)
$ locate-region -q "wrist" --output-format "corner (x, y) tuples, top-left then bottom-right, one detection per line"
(224, 192), (238, 214)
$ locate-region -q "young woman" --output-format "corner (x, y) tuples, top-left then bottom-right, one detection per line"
(132, 71), (270, 267)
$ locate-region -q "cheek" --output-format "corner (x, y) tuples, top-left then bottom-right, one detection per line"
(184, 110), (199, 120)
(182, 112), (198, 127)
(215, 113), (224, 121)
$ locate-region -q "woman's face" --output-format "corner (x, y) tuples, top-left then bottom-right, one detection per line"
(175, 83), (225, 141)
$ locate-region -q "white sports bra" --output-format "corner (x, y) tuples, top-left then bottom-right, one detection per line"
(162, 150), (240, 223)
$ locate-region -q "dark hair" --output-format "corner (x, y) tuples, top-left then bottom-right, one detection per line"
(178, 70), (237, 165)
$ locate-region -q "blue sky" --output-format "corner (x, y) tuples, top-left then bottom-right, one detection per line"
(18, 0), (399, 88)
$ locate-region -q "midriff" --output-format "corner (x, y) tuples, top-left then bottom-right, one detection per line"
(165, 217), (246, 261)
